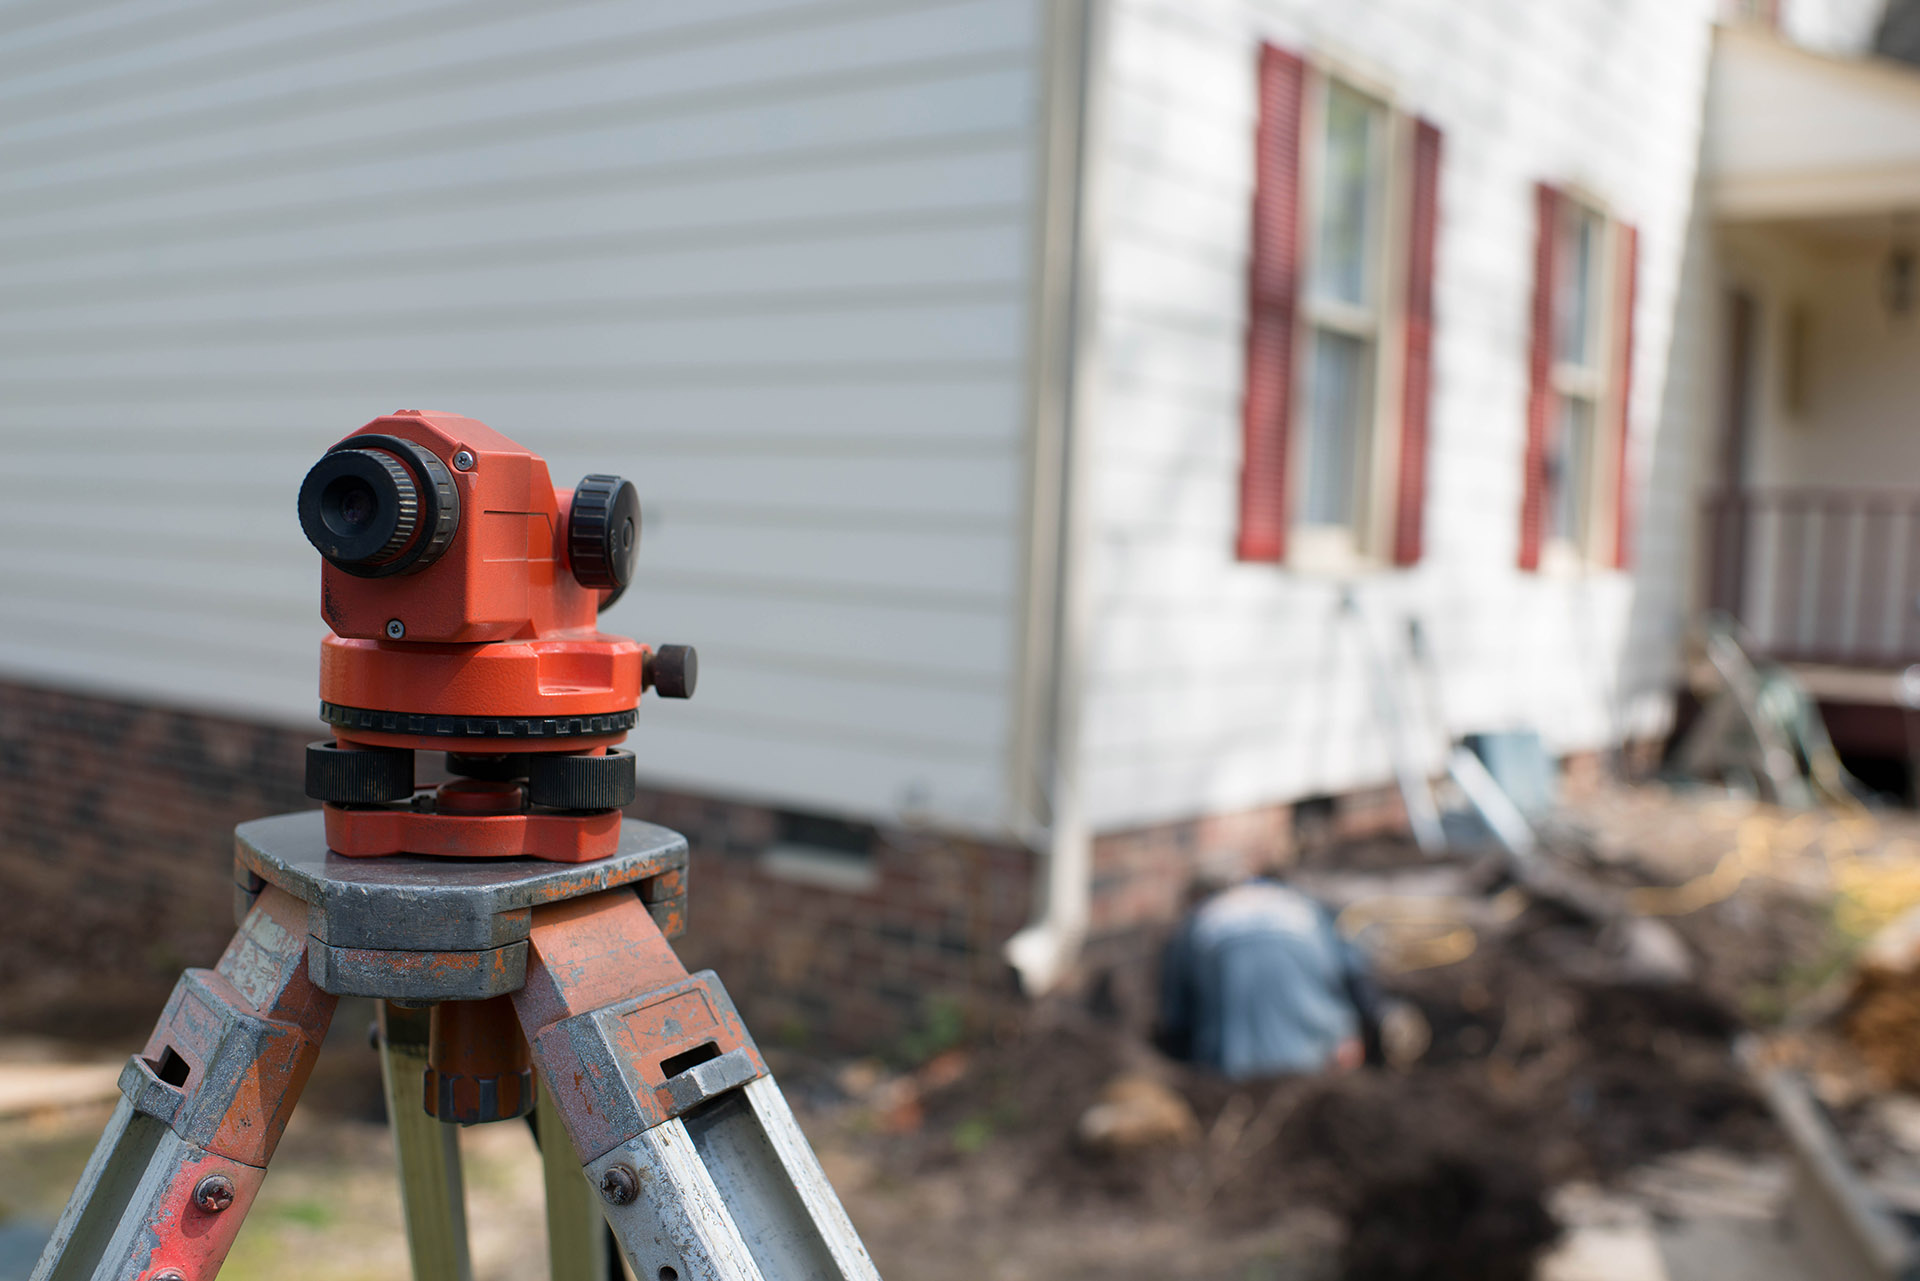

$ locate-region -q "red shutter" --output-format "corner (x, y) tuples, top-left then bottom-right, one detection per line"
(1610, 223), (1639, 569)
(1392, 119), (1442, 566)
(1236, 43), (1307, 563)
(1518, 183), (1561, 572)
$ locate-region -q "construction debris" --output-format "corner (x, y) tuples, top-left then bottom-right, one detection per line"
(1074, 1075), (1199, 1154)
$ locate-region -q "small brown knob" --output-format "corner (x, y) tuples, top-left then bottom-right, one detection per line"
(647, 645), (697, 699)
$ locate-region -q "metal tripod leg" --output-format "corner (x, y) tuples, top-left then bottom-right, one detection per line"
(513, 891), (880, 1281)
(377, 1003), (473, 1281)
(33, 886), (337, 1281)
(584, 1076), (875, 1280)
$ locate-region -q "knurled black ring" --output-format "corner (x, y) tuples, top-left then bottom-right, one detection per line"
(321, 702), (636, 740)
(305, 741), (414, 803)
(529, 749), (636, 810)
(321, 434), (460, 579)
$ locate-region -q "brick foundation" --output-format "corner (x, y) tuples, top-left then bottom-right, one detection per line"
(0, 680), (1034, 1051)
(0, 681), (318, 1038)
(626, 789), (1034, 1050)
(0, 678), (1443, 1052)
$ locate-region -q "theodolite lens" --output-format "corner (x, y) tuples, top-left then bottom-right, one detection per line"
(298, 436), (460, 578)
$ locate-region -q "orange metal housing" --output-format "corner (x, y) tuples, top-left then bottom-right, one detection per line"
(314, 411), (643, 756)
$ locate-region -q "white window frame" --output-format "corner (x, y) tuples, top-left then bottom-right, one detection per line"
(1288, 66), (1413, 575)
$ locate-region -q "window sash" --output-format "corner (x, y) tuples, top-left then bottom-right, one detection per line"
(1300, 325), (1376, 528)
(1548, 393), (1597, 547)
(1544, 200), (1615, 561)
(1309, 82), (1386, 310)
(1555, 203), (1605, 373)
(1293, 76), (1391, 543)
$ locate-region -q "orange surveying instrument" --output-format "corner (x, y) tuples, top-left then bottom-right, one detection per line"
(34, 414), (878, 1281)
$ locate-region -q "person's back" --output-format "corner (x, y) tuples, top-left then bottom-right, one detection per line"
(1161, 880), (1371, 1078)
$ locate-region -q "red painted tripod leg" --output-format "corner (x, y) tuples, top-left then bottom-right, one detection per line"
(510, 891), (768, 1164)
(33, 886), (337, 1281)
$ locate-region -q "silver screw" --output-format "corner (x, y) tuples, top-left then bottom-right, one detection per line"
(385, 619), (405, 640)
(452, 449), (475, 471)
(599, 1163), (639, 1206)
(193, 1174), (235, 1212)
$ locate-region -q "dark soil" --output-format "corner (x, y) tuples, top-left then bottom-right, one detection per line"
(870, 837), (1824, 1281)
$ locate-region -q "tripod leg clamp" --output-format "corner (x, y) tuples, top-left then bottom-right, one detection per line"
(512, 890), (878, 1281)
(512, 891), (769, 1163)
(31, 887), (337, 1281)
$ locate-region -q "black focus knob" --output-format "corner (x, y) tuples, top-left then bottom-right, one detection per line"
(647, 645), (697, 699)
(569, 475), (641, 592)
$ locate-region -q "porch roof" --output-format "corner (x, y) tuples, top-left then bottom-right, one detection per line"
(1709, 24), (1920, 221)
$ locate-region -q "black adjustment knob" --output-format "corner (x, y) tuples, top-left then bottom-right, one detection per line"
(529, 749), (636, 810)
(569, 475), (641, 592)
(647, 645), (697, 699)
(446, 752), (529, 781)
(306, 741), (413, 803)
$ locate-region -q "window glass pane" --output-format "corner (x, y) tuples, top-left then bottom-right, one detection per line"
(1556, 207), (1602, 368)
(1301, 328), (1372, 527)
(1549, 395), (1595, 545)
(1311, 83), (1381, 307)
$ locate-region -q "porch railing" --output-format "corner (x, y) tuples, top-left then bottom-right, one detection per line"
(1703, 488), (1920, 669)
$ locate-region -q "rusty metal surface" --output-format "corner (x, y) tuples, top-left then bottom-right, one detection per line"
(310, 939), (530, 1001)
(235, 810), (687, 950)
(128, 886), (337, 1168)
(510, 892), (766, 1165)
(233, 810), (687, 999)
(29, 1099), (268, 1281)
(527, 972), (766, 1163)
(34, 888), (335, 1281)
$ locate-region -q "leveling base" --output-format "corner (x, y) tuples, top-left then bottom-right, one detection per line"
(32, 812), (878, 1281)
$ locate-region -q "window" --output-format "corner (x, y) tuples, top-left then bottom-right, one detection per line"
(1298, 82), (1389, 541)
(1236, 44), (1441, 571)
(1547, 201), (1606, 552)
(1519, 185), (1638, 571)
(758, 809), (878, 893)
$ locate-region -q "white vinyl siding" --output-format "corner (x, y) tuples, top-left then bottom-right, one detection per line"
(1080, 0), (1716, 831)
(0, 0), (1044, 832)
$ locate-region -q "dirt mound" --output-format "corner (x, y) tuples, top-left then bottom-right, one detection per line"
(1342, 1152), (1558, 1281)
(880, 895), (1785, 1281)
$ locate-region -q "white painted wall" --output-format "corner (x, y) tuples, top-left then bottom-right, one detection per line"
(1724, 230), (1920, 489)
(1780, 0), (1889, 56)
(0, 0), (1044, 833)
(1076, 0), (1718, 831)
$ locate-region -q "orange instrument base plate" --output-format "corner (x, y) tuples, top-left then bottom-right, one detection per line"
(323, 803), (620, 862)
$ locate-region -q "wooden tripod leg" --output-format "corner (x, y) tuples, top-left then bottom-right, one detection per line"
(376, 1003), (473, 1281)
(511, 891), (879, 1281)
(534, 1074), (615, 1281)
(32, 886), (337, 1281)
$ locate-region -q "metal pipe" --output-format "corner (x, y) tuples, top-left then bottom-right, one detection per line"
(1005, 0), (1105, 994)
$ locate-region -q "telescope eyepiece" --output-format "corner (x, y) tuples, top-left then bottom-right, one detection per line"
(299, 435), (460, 579)
(303, 448), (418, 567)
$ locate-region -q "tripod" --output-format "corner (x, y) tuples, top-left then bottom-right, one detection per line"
(32, 810), (879, 1281)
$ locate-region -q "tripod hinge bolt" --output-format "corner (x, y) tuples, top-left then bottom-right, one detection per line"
(599, 1163), (639, 1206)
(153, 1272), (188, 1281)
(193, 1174), (236, 1213)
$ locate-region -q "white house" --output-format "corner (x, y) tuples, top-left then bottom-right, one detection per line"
(0, 0), (1896, 1018)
